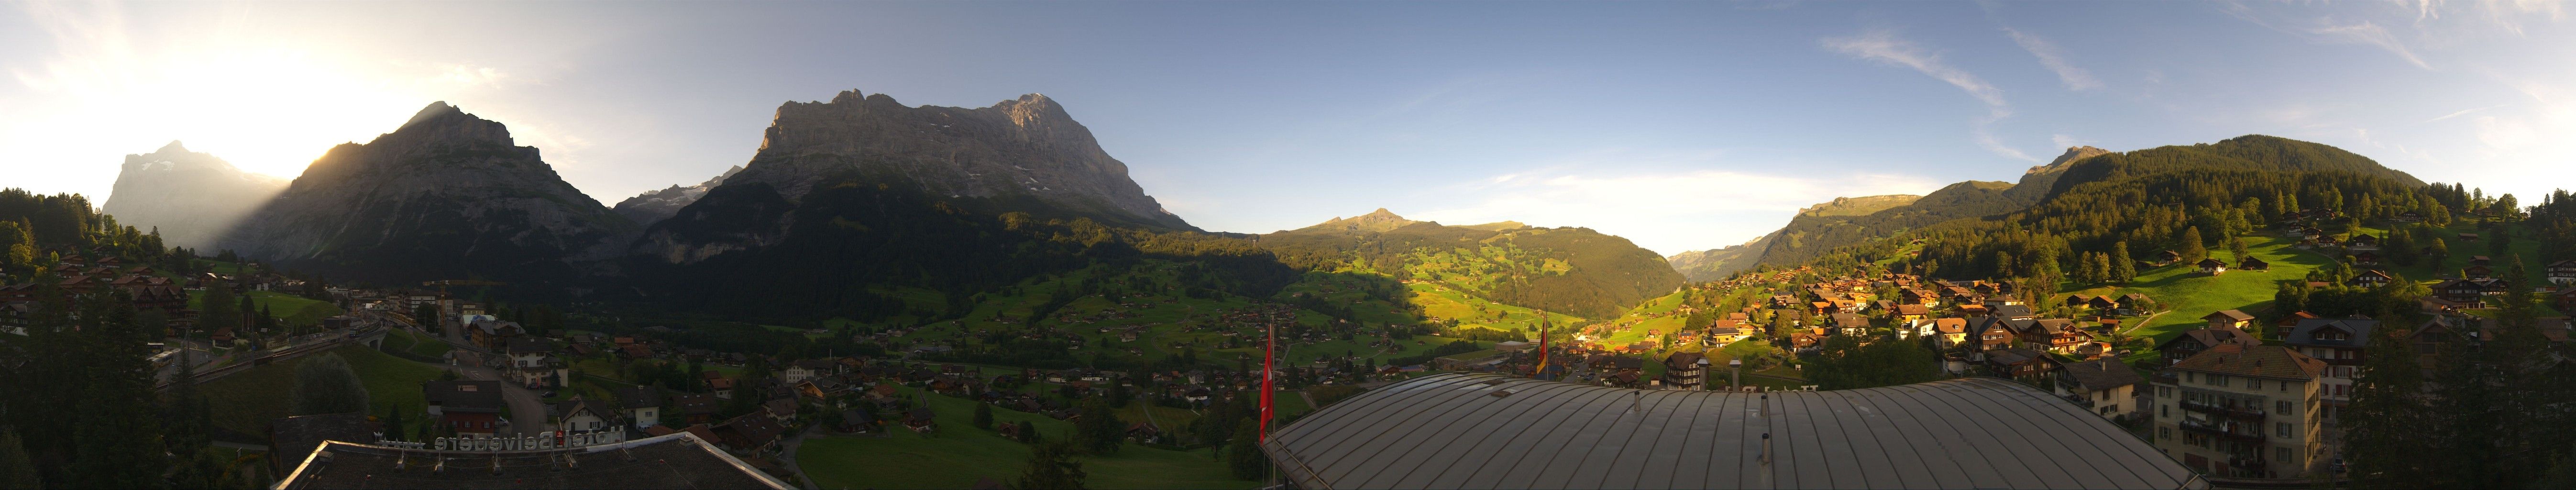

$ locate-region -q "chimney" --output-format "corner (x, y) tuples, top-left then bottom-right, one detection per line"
(1761, 433), (1773, 465)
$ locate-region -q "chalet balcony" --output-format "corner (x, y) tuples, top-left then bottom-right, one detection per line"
(2229, 456), (2268, 470)
(2179, 419), (2268, 442)
(2179, 399), (2266, 420)
(2060, 394), (2097, 409)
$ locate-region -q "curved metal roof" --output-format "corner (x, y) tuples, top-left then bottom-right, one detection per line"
(1262, 373), (2204, 490)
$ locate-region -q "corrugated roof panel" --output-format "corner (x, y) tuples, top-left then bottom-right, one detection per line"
(1261, 374), (2201, 490)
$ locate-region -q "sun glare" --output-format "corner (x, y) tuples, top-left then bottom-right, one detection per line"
(2, 5), (511, 196)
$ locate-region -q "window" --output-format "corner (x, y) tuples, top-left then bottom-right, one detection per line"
(2278, 401), (2292, 414)
(2248, 379), (2262, 390)
(2159, 427), (2173, 440)
(2276, 423), (2291, 438)
(2161, 405), (2169, 418)
(2278, 447), (2291, 462)
(2280, 381), (2291, 393)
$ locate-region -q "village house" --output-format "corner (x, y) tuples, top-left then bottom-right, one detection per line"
(1989, 304), (2037, 321)
(1930, 318), (1969, 349)
(1969, 316), (2018, 355)
(2197, 258), (2229, 275)
(553, 397), (622, 432)
(2157, 325), (2262, 365)
(2018, 319), (2091, 354)
(2283, 317), (2374, 417)
(616, 385), (665, 429)
(674, 393), (723, 425)
(2238, 256), (2269, 271)
(2150, 344), (2330, 479)
(2203, 310), (2256, 332)
(2346, 269), (2394, 288)
(2549, 259), (2576, 285)
(424, 380), (507, 436)
(1660, 351), (1707, 390)
(1982, 347), (2058, 380)
(467, 319), (525, 350)
(712, 413), (788, 453)
(782, 359), (838, 385)
(504, 337), (569, 388)
(2057, 358), (2147, 420)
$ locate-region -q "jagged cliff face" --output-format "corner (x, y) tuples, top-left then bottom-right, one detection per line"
(736, 91), (1182, 224)
(100, 141), (288, 250)
(221, 102), (635, 285)
(613, 165), (741, 225)
(635, 90), (1190, 265)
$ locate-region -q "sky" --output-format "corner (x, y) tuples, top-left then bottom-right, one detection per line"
(2, 1), (2570, 256)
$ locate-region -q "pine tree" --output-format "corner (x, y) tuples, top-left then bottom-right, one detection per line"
(1226, 418), (1266, 480)
(2111, 242), (2136, 282)
(290, 353), (370, 416)
(0, 428), (40, 489)
(2177, 227), (2206, 265)
(383, 405), (407, 443)
(2427, 332), (2504, 488)
(2343, 326), (2433, 488)
(1012, 442), (1087, 490)
(974, 401), (995, 431)
(67, 294), (166, 489)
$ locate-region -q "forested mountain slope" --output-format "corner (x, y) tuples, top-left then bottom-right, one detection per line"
(1731, 135), (2422, 272)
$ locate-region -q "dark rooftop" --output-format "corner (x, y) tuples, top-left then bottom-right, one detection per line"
(275, 432), (791, 489)
(425, 380), (506, 413)
(1263, 373), (2203, 490)
(2060, 358), (2147, 392)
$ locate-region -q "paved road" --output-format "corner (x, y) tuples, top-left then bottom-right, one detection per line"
(450, 349), (552, 437)
(776, 425), (821, 490)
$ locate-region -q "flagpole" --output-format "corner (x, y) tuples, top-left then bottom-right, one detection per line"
(1259, 309), (1276, 443)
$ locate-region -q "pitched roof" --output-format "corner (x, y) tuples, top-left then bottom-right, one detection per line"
(2159, 326), (2261, 352)
(2285, 318), (2381, 348)
(423, 380), (506, 412)
(2169, 344), (2325, 381)
(2059, 359), (2146, 391)
(274, 432), (791, 489)
(1990, 304), (2036, 318)
(2201, 310), (2254, 323)
(506, 337), (554, 354)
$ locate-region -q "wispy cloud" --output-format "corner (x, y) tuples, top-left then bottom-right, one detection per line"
(1825, 29), (2039, 161)
(2425, 104), (2509, 123)
(2003, 28), (2102, 91)
(1824, 30), (2008, 115)
(2310, 21), (2432, 70)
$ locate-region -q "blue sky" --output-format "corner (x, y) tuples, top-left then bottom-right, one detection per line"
(3, 1), (2569, 256)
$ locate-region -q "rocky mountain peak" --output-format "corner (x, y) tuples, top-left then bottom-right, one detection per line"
(719, 89), (1187, 228)
(219, 101), (633, 285)
(102, 142), (288, 249)
(2028, 145), (2112, 175)
(613, 165), (746, 225)
(1288, 208), (1431, 234)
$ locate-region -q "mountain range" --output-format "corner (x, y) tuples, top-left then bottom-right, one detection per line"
(213, 102), (636, 286)
(93, 89), (2434, 326)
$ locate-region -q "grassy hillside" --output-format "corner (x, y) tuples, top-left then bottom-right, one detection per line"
(795, 386), (1255, 490)
(199, 345), (448, 438)
(1265, 219), (1682, 318)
